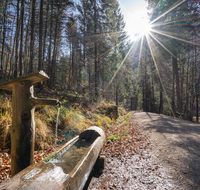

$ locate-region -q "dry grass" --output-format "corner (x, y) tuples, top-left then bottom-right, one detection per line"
(0, 94), (127, 151)
(64, 108), (89, 133)
(0, 95), (12, 149)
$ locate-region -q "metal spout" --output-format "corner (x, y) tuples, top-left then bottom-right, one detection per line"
(30, 97), (61, 107)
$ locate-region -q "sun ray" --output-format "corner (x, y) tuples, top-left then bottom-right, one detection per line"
(98, 38), (127, 59)
(148, 0), (162, 21)
(83, 34), (128, 75)
(150, 0), (186, 25)
(151, 17), (194, 28)
(139, 35), (144, 64)
(146, 34), (175, 117)
(151, 28), (200, 46)
(149, 32), (177, 58)
(79, 30), (126, 40)
(99, 38), (141, 101)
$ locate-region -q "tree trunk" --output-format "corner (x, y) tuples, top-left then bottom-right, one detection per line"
(47, 0), (53, 78)
(50, 9), (59, 87)
(116, 88), (118, 107)
(159, 82), (163, 114)
(23, 11), (31, 75)
(14, 0), (20, 78)
(172, 51), (181, 115)
(8, 17), (16, 79)
(19, 0), (25, 76)
(196, 77), (199, 123)
(42, 0), (50, 69)
(38, 0), (43, 71)
(29, 0), (36, 73)
(94, 0), (98, 99)
(0, 0), (8, 76)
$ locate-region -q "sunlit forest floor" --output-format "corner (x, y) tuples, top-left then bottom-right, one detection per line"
(89, 112), (200, 189)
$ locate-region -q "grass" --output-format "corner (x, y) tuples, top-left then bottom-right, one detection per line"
(0, 92), (127, 151)
(107, 134), (120, 142)
(125, 112), (131, 121)
(106, 112), (132, 143)
(0, 95), (12, 149)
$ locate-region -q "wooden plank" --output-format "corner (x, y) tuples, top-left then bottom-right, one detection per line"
(0, 71), (49, 90)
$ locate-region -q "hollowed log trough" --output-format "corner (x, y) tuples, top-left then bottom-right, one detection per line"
(0, 126), (106, 190)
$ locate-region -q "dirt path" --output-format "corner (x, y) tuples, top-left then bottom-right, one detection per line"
(133, 111), (200, 190)
(88, 111), (200, 190)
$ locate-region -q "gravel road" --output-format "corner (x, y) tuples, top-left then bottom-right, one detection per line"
(88, 111), (200, 190)
(133, 111), (200, 190)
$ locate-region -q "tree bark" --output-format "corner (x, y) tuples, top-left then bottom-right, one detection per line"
(94, 0), (98, 99)
(0, 0), (8, 76)
(14, 0), (20, 78)
(172, 51), (181, 115)
(42, 0), (50, 68)
(159, 82), (163, 114)
(29, 0), (36, 74)
(38, 0), (43, 71)
(47, 0), (53, 78)
(19, 0), (25, 76)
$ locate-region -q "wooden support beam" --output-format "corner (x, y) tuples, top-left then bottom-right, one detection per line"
(0, 71), (60, 176)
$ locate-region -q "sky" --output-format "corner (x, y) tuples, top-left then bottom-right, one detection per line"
(118, 0), (149, 40)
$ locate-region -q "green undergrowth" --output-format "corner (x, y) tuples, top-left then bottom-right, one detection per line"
(0, 92), (127, 151)
(107, 112), (132, 143)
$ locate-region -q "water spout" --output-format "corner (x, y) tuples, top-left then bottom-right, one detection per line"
(55, 107), (60, 148)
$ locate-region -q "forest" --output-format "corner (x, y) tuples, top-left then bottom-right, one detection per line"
(0, 0), (199, 122)
(0, 0), (200, 186)
(0, 0), (199, 121)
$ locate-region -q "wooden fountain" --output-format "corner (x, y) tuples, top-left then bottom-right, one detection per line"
(0, 71), (61, 176)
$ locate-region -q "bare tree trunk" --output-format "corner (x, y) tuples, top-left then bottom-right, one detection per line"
(50, 8), (59, 87)
(181, 55), (185, 117)
(143, 77), (145, 111)
(8, 17), (16, 79)
(197, 77), (199, 123)
(0, 0), (8, 76)
(116, 88), (118, 107)
(172, 57), (175, 116)
(47, 0), (53, 77)
(14, 0), (20, 78)
(71, 42), (74, 88)
(29, 0), (36, 73)
(185, 52), (190, 120)
(42, 0), (50, 69)
(23, 11), (31, 75)
(38, 0), (43, 71)
(194, 35), (198, 123)
(159, 82), (163, 114)
(19, 0), (25, 76)
(151, 76), (155, 113)
(94, 0), (98, 99)
(172, 51), (181, 115)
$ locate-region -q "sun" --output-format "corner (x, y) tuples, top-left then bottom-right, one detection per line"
(125, 13), (151, 41)
(131, 17), (152, 40)
(137, 18), (152, 36)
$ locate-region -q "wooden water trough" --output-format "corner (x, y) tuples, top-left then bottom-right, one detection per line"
(0, 126), (106, 190)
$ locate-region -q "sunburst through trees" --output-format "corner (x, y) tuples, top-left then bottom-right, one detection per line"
(103, 0), (199, 121)
(134, 0), (200, 120)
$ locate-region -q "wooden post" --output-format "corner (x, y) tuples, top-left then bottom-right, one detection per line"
(0, 71), (61, 176)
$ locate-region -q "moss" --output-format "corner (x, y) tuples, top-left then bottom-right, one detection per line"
(125, 112), (131, 121)
(43, 152), (58, 162)
(107, 134), (120, 142)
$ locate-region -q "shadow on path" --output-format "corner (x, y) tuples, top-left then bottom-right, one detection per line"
(133, 111), (200, 190)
